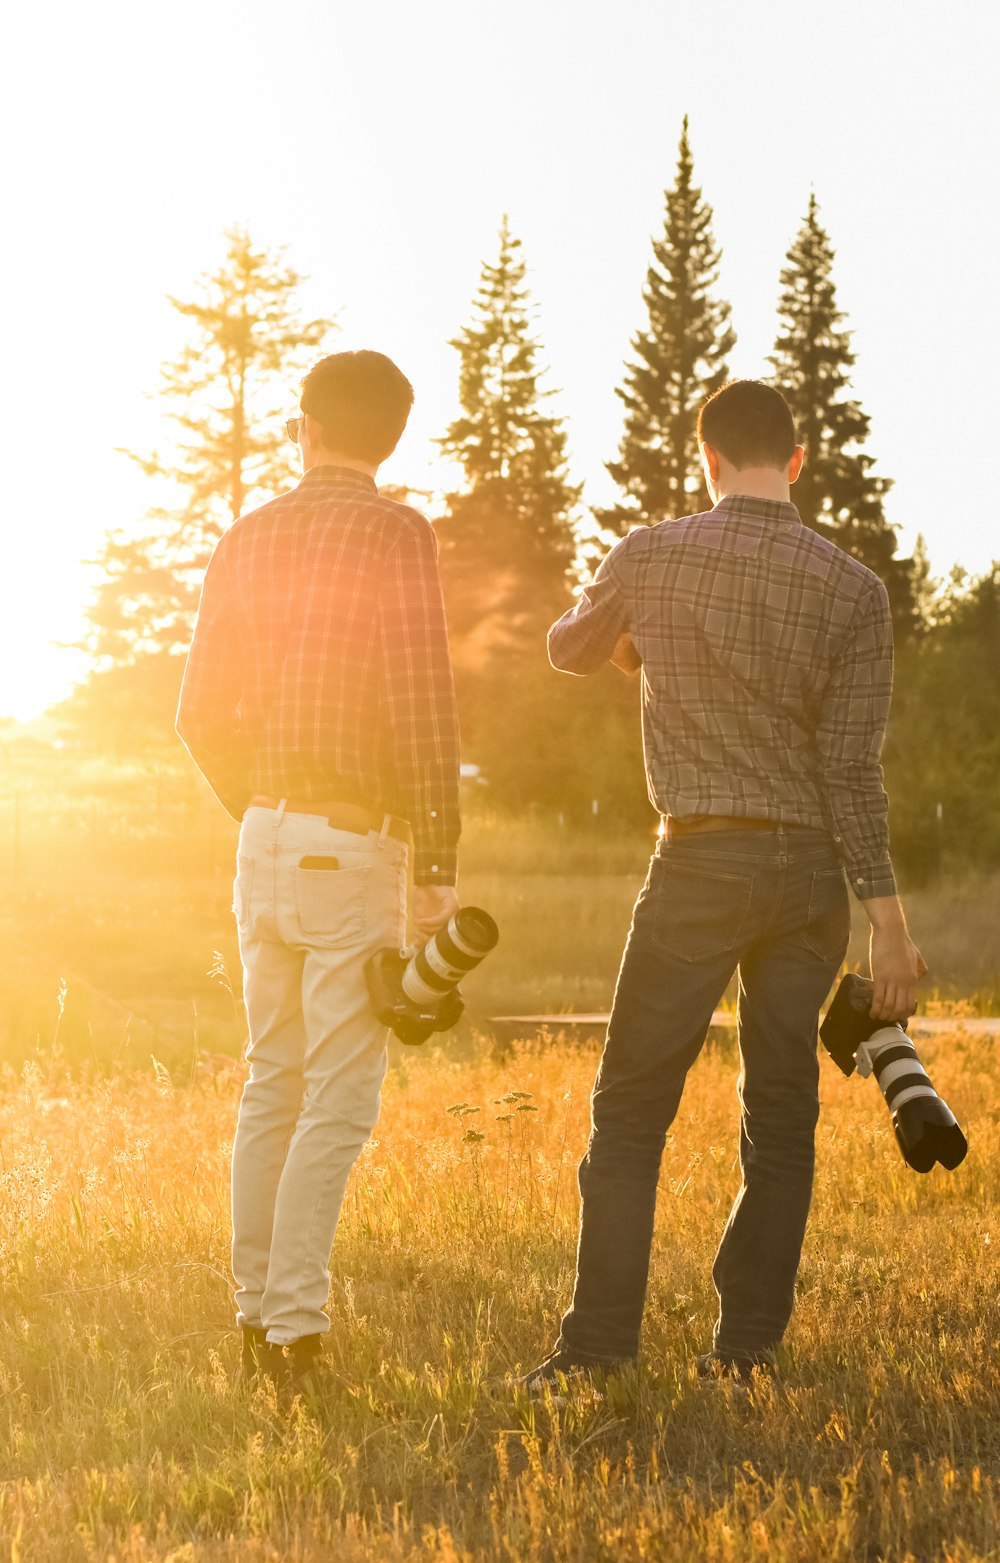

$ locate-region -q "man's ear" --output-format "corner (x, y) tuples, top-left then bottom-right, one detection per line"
(788, 445), (805, 484)
(700, 442), (720, 484)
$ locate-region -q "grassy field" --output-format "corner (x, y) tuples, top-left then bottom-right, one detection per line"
(1, 751), (999, 1070)
(1, 752), (998, 1560)
(2, 1027), (997, 1561)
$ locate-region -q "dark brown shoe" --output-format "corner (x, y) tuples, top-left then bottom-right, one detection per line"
(239, 1324), (280, 1390)
(515, 1347), (631, 1398)
(694, 1350), (775, 1384)
(273, 1333), (327, 1405)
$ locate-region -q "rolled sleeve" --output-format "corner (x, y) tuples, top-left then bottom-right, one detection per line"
(815, 580), (897, 901)
(548, 541), (629, 674)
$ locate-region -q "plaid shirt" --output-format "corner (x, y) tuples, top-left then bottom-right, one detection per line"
(176, 466), (461, 885)
(549, 494), (896, 900)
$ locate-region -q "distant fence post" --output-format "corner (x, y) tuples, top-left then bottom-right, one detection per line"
(935, 801), (945, 881)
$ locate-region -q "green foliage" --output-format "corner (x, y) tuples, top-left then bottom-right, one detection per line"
(770, 195), (917, 633)
(885, 564), (1000, 881)
(66, 229), (334, 742)
(599, 118), (736, 533)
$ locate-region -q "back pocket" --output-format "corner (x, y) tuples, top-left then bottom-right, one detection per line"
(651, 860), (753, 963)
(801, 866), (851, 961)
(295, 865), (370, 948)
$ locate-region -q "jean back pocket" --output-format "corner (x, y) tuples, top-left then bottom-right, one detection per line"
(294, 864), (370, 948)
(651, 860), (754, 963)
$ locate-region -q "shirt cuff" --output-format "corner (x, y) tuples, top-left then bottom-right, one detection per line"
(412, 847), (458, 887)
(846, 860), (898, 900)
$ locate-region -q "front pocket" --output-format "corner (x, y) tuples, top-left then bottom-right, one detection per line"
(295, 865), (370, 947)
(651, 860), (754, 963)
(801, 866), (851, 961)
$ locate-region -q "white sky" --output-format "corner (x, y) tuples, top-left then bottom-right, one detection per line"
(1, 0), (998, 718)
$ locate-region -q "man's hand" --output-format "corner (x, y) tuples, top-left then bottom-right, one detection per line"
(611, 632), (642, 676)
(862, 893), (928, 1021)
(869, 924), (928, 1021)
(412, 884), (461, 947)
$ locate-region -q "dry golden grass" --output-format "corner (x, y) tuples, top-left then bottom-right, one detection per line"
(1, 751), (998, 1558)
(1, 1023), (997, 1562)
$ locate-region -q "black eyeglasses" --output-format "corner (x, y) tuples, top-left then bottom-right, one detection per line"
(285, 415), (304, 444)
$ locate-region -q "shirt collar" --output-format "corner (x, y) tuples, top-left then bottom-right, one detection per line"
(713, 493), (801, 528)
(298, 464), (378, 494)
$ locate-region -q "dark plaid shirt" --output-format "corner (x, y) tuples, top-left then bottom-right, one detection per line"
(177, 466), (461, 885)
(549, 494), (896, 900)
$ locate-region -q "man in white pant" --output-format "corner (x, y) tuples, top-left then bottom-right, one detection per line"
(177, 350), (461, 1396)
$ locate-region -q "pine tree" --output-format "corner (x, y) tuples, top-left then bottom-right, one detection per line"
(83, 228), (334, 672)
(437, 215), (579, 632)
(67, 230), (334, 746)
(434, 220), (597, 806)
(599, 118), (735, 534)
(770, 195), (916, 629)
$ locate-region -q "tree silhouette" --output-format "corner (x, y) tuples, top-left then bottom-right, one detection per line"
(599, 117), (735, 533)
(69, 230), (334, 744)
(770, 194), (916, 631)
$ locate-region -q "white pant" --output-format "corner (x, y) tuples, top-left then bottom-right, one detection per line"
(231, 804), (407, 1345)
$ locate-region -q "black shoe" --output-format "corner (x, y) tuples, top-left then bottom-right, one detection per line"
(515, 1347), (629, 1398)
(239, 1324), (279, 1389)
(694, 1349), (776, 1384)
(273, 1333), (327, 1405)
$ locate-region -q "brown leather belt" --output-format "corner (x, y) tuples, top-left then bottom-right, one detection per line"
(247, 795), (411, 844)
(665, 814), (803, 839)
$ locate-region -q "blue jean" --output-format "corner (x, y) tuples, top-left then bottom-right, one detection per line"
(556, 826), (851, 1364)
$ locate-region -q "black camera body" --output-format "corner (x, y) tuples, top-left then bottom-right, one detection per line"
(365, 947), (466, 1046)
(365, 905), (499, 1047)
(820, 973), (968, 1173)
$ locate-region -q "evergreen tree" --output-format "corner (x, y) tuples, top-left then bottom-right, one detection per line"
(434, 220), (627, 809)
(599, 117), (735, 534)
(79, 229), (333, 696)
(436, 215), (579, 638)
(770, 194), (916, 629)
(884, 564), (1000, 878)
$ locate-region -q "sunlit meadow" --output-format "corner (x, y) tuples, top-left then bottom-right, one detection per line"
(1, 753), (998, 1561)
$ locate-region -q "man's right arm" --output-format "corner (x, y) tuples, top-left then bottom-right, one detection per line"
(815, 579), (924, 1018)
(379, 516), (461, 936)
(548, 543), (630, 675)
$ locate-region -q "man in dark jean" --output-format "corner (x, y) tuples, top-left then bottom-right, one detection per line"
(177, 351), (461, 1399)
(523, 380), (925, 1389)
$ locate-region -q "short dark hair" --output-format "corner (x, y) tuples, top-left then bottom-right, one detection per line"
(300, 350), (414, 463)
(697, 380), (797, 471)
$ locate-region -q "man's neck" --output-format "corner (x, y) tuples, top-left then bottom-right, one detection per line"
(714, 468), (792, 505)
(304, 451), (378, 480)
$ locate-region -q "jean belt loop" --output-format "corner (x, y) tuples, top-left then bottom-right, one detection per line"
(377, 813), (391, 848)
(274, 798), (287, 826)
